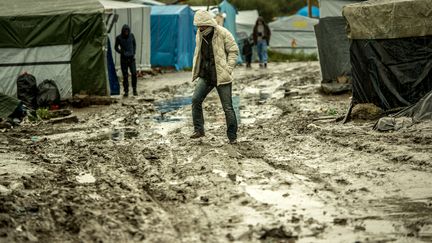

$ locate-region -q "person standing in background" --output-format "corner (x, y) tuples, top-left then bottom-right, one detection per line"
(115, 25), (137, 97)
(253, 17), (271, 68)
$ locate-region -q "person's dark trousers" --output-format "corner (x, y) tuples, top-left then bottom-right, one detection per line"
(120, 57), (137, 94)
(192, 78), (238, 141)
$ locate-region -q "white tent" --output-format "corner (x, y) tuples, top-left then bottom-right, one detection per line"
(129, 0), (165, 6)
(101, 0), (151, 70)
(236, 10), (259, 37)
(269, 15), (319, 54)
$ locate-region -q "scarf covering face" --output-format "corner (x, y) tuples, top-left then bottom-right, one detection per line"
(201, 27), (214, 37)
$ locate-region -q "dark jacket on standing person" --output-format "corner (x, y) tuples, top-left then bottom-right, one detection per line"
(115, 25), (136, 59)
(199, 29), (217, 86)
(253, 17), (271, 45)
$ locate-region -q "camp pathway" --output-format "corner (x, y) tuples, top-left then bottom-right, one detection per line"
(0, 62), (431, 242)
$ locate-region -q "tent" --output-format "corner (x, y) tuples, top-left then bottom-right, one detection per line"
(297, 6), (320, 18)
(315, 0), (364, 88)
(101, 0), (151, 70)
(343, 0), (432, 113)
(129, 0), (165, 6)
(236, 10), (259, 37)
(0, 0), (108, 99)
(219, 0), (242, 63)
(269, 15), (319, 54)
(150, 5), (196, 70)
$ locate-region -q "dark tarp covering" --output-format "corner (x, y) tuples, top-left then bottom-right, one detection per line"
(0, 0), (108, 96)
(16, 74), (38, 109)
(395, 90), (432, 122)
(351, 37), (432, 110)
(0, 93), (21, 120)
(107, 37), (120, 95)
(315, 17), (351, 83)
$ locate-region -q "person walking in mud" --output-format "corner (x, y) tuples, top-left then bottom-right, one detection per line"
(115, 25), (137, 97)
(253, 17), (271, 68)
(190, 10), (239, 144)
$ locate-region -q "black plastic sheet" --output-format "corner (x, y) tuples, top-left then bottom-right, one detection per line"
(351, 37), (432, 110)
(16, 74), (38, 109)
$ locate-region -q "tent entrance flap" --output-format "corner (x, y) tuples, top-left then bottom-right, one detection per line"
(0, 45), (73, 99)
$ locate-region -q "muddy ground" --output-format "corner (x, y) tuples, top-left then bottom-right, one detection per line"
(1, 62), (431, 243)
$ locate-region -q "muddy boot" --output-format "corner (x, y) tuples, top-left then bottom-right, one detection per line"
(264, 63), (267, 68)
(123, 92), (129, 98)
(190, 131), (205, 139)
(133, 90), (138, 96)
(229, 138), (237, 144)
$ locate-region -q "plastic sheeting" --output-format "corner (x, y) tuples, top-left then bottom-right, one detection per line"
(0, 45), (73, 99)
(319, 0), (362, 18)
(351, 38), (432, 110)
(0, 0), (103, 16)
(236, 10), (259, 37)
(343, 0), (432, 39)
(395, 90), (432, 122)
(269, 15), (318, 54)
(0, 93), (21, 120)
(107, 37), (120, 95)
(102, 0), (151, 70)
(150, 5), (195, 70)
(219, 0), (242, 63)
(297, 6), (320, 18)
(315, 17), (351, 83)
(129, 0), (165, 6)
(0, 0), (108, 97)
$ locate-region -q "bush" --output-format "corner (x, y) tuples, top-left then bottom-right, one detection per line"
(268, 49), (318, 62)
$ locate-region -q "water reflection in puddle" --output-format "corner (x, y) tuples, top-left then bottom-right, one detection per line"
(154, 95), (242, 124)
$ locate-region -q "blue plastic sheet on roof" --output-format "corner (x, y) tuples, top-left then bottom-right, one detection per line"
(219, 0), (242, 63)
(297, 6), (320, 18)
(150, 5), (196, 70)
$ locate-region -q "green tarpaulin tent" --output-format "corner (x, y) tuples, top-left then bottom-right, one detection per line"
(0, 0), (108, 98)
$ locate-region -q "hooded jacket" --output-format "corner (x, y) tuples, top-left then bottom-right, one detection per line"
(192, 10), (239, 86)
(115, 25), (136, 59)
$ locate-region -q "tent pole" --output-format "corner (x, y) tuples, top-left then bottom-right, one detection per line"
(308, 0), (312, 17)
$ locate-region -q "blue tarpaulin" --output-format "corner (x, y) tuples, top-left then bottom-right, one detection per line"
(150, 5), (196, 70)
(107, 37), (120, 95)
(219, 0), (242, 63)
(297, 6), (320, 18)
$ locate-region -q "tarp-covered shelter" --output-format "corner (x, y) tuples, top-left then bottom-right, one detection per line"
(297, 6), (320, 18)
(150, 5), (195, 70)
(0, 0), (108, 99)
(315, 0), (363, 86)
(236, 10), (259, 37)
(101, 0), (151, 70)
(129, 0), (165, 6)
(344, 0), (432, 116)
(269, 15), (318, 54)
(219, 0), (242, 63)
(320, 0), (360, 18)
